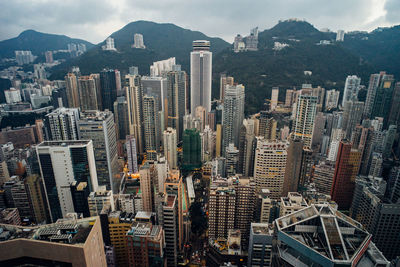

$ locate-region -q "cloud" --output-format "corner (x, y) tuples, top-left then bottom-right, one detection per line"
(0, 0), (399, 43)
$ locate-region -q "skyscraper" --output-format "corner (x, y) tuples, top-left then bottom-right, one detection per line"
(167, 68), (187, 141)
(65, 72), (79, 108)
(225, 143), (239, 177)
(78, 110), (119, 192)
(140, 162), (156, 212)
(219, 74), (234, 101)
(292, 90), (317, 148)
(371, 73), (395, 125)
(163, 128), (177, 169)
(133, 33), (146, 49)
(100, 69), (120, 111)
(270, 87), (279, 111)
(324, 89), (340, 110)
(113, 96), (129, 140)
(342, 75), (361, 106)
(36, 140), (98, 222)
(182, 129), (201, 170)
(143, 94), (160, 161)
(44, 107), (80, 141)
(78, 75), (100, 111)
(190, 40), (212, 113)
(342, 100), (364, 139)
(330, 140), (361, 210)
(126, 135), (138, 173)
(238, 119), (255, 176)
(222, 84), (245, 155)
(282, 139), (303, 196)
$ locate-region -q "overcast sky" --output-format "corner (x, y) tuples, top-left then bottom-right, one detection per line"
(1, 0), (399, 43)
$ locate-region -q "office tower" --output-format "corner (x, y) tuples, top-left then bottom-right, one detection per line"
(44, 51), (53, 63)
(78, 110), (119, 191)
(222, 84), (245, 154)
(351, 125), (374, 175)
(190, 40), (212, 112)
(292, 90), (317, 148)
(126, 135), (138, 173)
(279, 192), (308, 216)
(208, 177), (256, 248)
(388, 82), (400, 128)
(195, 105), (207, 131)
(369, 152), (383, 177)
(342, 75), (361, 106)
(254, 139), (288, 199)
(182, 129), (201, 170)
(342, 101), (364, 139)
(127, 220), (165, 267)
(200, 125), (215, 162)
(238, 119), (255, 176)
(163, 128), (177, 169)
(140, 162), (155, 212)
(324, 89), (340, 110)
(330, 140), (361, 210)
(282, 139), (303, 196)
(264, 118), (277, 140)
(126, 74), (145, 154)
(88, 186), (114, 216)
(371, 74), (395, 126)
(225, 143), (239, 177)
(275, 203), (389, 266)
(15, 50), (34, 65)
(161, 194), (179, 266)
(65, 72), (79, 108)
(313, 160), (335, 195)
(325, 111), (343, 137)
(270, 87), (279, 111)
(150, 57), (175, 76)
(102, 36), (117, 51)
(219, 74), (234, 101)
(298, 148), (313, 189)
(143, 95), (160, 161)
(36, 140), (98, 222)
(6, 179), (34, 222)
(0, 217), (107, 266)
(77, 75), (99, 111)
(388, 167), (400, 203)
(383, 124), (396, 158)
(364, 72), (390, 119)
(258, 111), (269, 138)
(100, 69), (120, 111)
(133, 33), (146, 49)
(311, 112), (326, 149)
(166, 68), (186, 141)
(247, 223), (274, 267)
(113, 96), (129, 140)
(351, 176), (400, 260)
(24, 174), (49, 223)
(141, 76), (167, 114)
(327, 128), (345, 161)
(70, 181), (90, 217)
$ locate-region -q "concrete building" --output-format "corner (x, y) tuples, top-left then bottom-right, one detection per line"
(163, 128), (177, 169)
(225, 143), (239, 177)
(238, 119), (256, 177)
(219, 74), (234, 101)
(282, 139), (303, 196)
(107, 211), (133, 266)
(78, 75), (100, 111)
(143, 94), (160, 161)
(342, 100), (364, 139)
(114, 96), (130, 140)
(254, 139), (288, 199)
(325, 89), (340, 110)
(279, 192), (308, 216)
(0, 216), (107, 266)
(44, 107), (80, 141)
(36, 140), (98, 222)
(161, 194), (179, 266)
(133, 33), (146, 49)
(100, 69), (120, 111)
(275, 204), (389, 266)
(140, 162), (156, 212)
(88, 186), (114, 216)
(78, 110), (119, 191)
(0, 208), (21, 225)
(336, 29), (345, 41)
(247, 223), (274, 267)
(102, 37), (117, 51)
(342, 75), (361, 106)
(126, 135), (138, 174)
(4, 88), (21, 104)
(65, 72), (79, 108)
(313, 160), (335, 195)
(190, 40), (212, 112)
(15, 50), (34, 65)
(150, 57), (175, 77)
(270, 87), (279, 111)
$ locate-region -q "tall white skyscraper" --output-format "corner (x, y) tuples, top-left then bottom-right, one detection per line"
(270, 87), (279, 111)
(163, 128), (177, 169)
(336, 30), (345, 41)
(342, 75), (361, 107)
(133, 33), (146, 49)
(190, 40), (212, 113)
(222, 84), (245, 155)
(292, 90), (318, 148)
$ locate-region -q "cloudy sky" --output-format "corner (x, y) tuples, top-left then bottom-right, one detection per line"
(1, 0), (399, 43)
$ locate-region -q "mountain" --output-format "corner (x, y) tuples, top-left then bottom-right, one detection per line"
(50, 21), (230, 79)
(0, 30), (94, 58)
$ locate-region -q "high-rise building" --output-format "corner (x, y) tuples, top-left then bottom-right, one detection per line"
(388, 82), (400, 128)
(102, 36), (117, 51)
(44, 51), (53, 63)
(166, 68), (187, 141)
(313, 160), (335, 195)
(140, 162), (156, 212)
(88, 186), (114, 216)
(36, 140), (98, 222)
(336, 29), (345, 41)
(200, 125), (215, 162)
(279, 192), (308, 216)
(150, 57), (175, 77)
(133, 33), (146, 49)
(44, 107), (80, 141)
(238, 119), (256, 177)
(369, 152), (383, 177)
(351, 175), (400, 260)
(219, 74), (234, 101)
(143, 95), (160, 161)
(113, 96), (129, 140)
(364, 72), (390, 119)
(182, 129), (201, 170)
(324, 89), (340, 110)
(141, 76), (168, 119)
(292, 90), (318, 148)
(371, 74), (395, 126)
(161, 194), (179, 266)
(254, 139), (288, 199)
(163, 128), (177, 169)
(342, 75), (361, 106)
(351, 125), (374, 175)
(126, 135), (138, 174)
(311, 112), (326, 149)
(222, 84), (245, 154)
(100, 69), (120, 111)
(270, 87), (279, 111)
(342, 101), (364, 139)
(78, 110), (119, 191)
(25, 174), (49, 223)
(383, 124), (396, 158)
(77, 74), (101, 111)
(247, 223), (274, 267)
(15, 50), (34, 65)
(70, 181), (90, 217)
(65, 73), (79, 108)
(275, 203), (390, 266)
(330, 140), (361, 210)
(282, 139), (303, 196)
(190, 40), (212, 113)
(225, 143), (239, 177)
(125, 74), (145, 155)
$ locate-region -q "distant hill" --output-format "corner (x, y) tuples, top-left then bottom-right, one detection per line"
(0, 30), (94, 58)
(49, 21), (230, 79)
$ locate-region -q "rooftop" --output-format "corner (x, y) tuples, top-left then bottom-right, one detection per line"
(38, 140), (91, 147)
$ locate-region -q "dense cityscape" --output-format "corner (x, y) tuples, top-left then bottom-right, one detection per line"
(0, 13), (399, 267)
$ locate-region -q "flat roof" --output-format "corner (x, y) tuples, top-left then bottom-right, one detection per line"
(38, 140), (91, 147)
